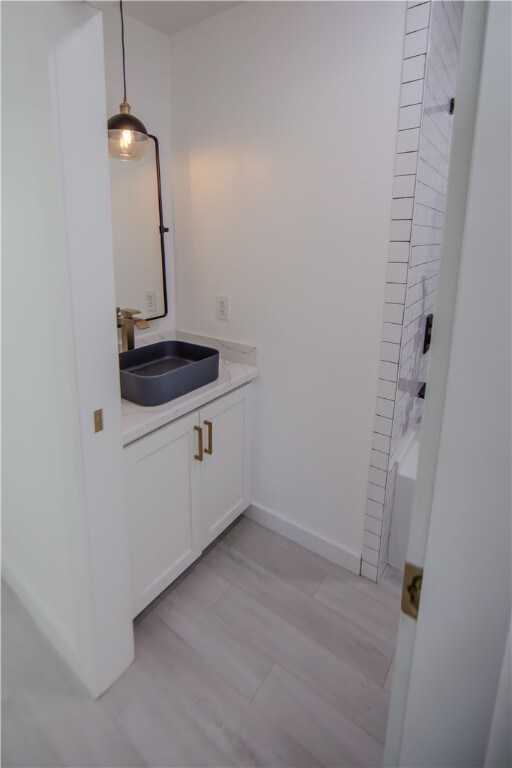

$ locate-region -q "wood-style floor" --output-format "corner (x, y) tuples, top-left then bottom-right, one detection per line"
(2, 517), (402, 767)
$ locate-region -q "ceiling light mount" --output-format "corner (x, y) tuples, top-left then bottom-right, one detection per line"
(107, 1), (149, 161)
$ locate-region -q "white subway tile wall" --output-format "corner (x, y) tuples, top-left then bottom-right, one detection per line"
(370, 449), (389, 472)
(394, 151), (418, 175)
(372, 433), (391, 454)
(379, 360), (399, 382)
(406, 2), (431, 33)
(361, 561), (378, 581)
(382, 323), (403, 344)
(377, 379), (397, 401)
(401, 53), (426, 82)
(393, 174), (416, 198)
(386, 262), (409, 284)
(391, 197), (415, 219)
(385, 282), (407, 304)
(396, 127), (421, 153)
(362, 0), (463, 581)
(376, 397), (395, 418)
(368, 483), (385, 504)
(403, 27), (429, 58)
(400, 79), (424, 107)
(381, 346), (400, 368)
(398, 104), (423, 130)
(364, 514), (383, 536)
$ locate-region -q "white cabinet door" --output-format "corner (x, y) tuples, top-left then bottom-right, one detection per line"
(124, 383), (253, 615)
(124, 412), (201, 617)
(199, 385), (252, 549)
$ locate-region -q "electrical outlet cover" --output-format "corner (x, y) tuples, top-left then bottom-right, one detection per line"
(216, 295), (231, 320)
(145, 290), (156, 311)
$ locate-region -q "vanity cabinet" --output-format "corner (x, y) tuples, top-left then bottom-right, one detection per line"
(199, 387), (252, 549)
(124, 383), (253, 617)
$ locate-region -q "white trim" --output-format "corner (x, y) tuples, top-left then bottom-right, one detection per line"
(246, 503), (361, 575)
(385, 3), (498, 762)
(2, 561), (82, 685)
(50, 4), (135, 695)
(485, 621), (512, 767)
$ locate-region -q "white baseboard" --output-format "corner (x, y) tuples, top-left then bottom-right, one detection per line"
(1, 561), (83, 687)
(246, 503), (362, 575)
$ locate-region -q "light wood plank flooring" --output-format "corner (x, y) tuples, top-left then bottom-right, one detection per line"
(2, 517), (402, 767)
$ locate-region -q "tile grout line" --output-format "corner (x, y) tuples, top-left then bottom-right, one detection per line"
(383, 651), (396, 690)
(109, 676), (151, 724)
(213, 542), (396, 662)
(249, 659), (276, 703)
(311, 574), (327, 601)
(209, 579), (232, 610)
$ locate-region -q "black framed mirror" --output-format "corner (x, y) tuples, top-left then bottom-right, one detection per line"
(110, 134), (168, 320)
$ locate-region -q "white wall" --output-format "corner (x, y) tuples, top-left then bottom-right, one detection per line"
(169, 1), (406, 566)
(393, 1), (464, 456)
(363, 0), (464, 580)
(2, 1), (134, 696)
(2, 0), (88, 670)
(102, 5), (175, 333)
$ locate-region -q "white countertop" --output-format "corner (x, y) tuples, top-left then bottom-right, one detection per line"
(121, 359), (259, 445)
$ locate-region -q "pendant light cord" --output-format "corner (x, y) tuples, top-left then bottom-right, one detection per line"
(120, 0), (127, 102)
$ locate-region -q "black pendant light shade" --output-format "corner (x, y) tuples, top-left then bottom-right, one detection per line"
(108, 2), (149, 161)
(108, 101), (148, 161)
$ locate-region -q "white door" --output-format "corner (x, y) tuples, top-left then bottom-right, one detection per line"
(199, 385), (252, 549)
(384, 4), (511, 765)
(2, 1), (134, 695)
(125, 412), (201, 616)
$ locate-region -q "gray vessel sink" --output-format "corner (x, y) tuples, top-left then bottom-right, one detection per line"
(119, 341), (220, 406)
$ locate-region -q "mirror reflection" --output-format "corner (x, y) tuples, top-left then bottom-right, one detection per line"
(110, 134), (168, 320)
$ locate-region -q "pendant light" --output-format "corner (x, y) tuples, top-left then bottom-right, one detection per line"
(107, 0), (149, 161)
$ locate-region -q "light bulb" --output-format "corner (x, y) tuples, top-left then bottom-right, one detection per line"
(108, 101), (149, 160)
(120, 129), (134, 149)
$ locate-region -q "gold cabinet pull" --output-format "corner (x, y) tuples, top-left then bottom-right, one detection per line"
(194, 425), (203, 461)
(204, 420), (213, 455)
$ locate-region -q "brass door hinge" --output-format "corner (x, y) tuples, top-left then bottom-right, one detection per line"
(401, 562), (423, 620)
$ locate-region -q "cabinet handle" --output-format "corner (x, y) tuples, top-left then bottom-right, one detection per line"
(204, 420), (213, 455)
(194, 425), (203, 461)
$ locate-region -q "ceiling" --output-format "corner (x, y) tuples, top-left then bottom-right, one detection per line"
(94, 1), (243, 36)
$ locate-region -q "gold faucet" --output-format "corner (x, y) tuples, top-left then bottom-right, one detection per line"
(116, 307), (150, 352)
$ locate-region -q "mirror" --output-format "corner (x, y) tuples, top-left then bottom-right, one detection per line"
(109, 134), (168, 320)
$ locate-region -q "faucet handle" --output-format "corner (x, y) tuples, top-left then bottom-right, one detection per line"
(120, 308), (142, 319)
(117, 307), (144, 329)
(117, 307), (149, 351)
